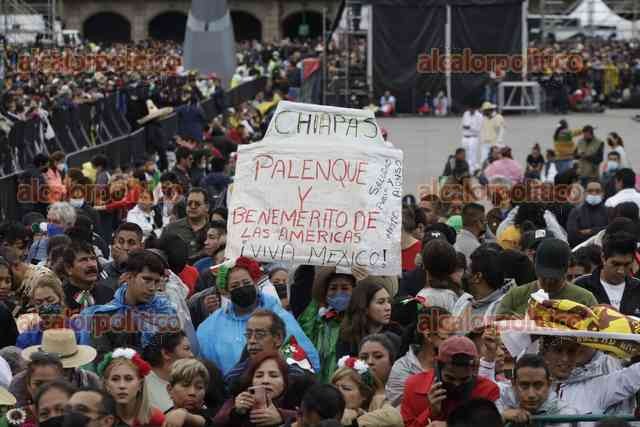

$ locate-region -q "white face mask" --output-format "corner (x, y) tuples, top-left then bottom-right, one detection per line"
(69, 198), (84, 208)
(585, 194), (602, 206)
(56, 163), (65, 172)
(607, 161), (620, 171)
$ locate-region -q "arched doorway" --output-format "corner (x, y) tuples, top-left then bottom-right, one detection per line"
(282, 11), (327, 40)
(149, 11), (187, 42)
(83, 12), (131, 43)
(231, 11), (262, 41)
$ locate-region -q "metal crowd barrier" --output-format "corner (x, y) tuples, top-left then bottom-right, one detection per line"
(0, 76), (270, 221)
(506, 414), (640, 427)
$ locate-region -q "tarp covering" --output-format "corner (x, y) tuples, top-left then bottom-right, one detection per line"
(372, 5), (446, 113)
(372, 0), (524, 113)
(450, 4), (522, 110)
(567, 0), (637, 39)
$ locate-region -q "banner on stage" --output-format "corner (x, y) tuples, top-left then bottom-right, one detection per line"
(264, 101), (385, 144)
(225, 136), (403, 275)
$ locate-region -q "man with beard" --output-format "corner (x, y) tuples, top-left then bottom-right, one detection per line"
(401, 336), (499, 426)
(62, 241), (113, 314)
(98, 223), (144, 291)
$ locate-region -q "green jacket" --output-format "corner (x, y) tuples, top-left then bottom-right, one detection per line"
(299, 300), (342, 384)
(496, 280), (598, 317)
(576, 137), (604, 178)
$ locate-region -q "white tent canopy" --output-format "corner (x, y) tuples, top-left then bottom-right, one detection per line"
(567, 0), (639, 38)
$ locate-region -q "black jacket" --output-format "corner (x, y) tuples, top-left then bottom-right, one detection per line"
(574, 268), (640, 316)
(63, 280), (115, 314)
(566, 202), (608, 247)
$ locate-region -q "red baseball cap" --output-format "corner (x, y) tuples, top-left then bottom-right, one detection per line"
(437, 336), (478, 364)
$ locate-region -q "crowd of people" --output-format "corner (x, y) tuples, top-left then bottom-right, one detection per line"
(2, 32), (640, 427)
(377, 38), (640, 115)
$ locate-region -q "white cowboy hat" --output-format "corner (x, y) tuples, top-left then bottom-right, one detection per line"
(137, 100), (174, 125)
(22, 329), (97, 369)
(0, 386), (15, 406)
(481, 101), (497, 111)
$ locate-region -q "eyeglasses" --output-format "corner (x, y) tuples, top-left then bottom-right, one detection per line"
(244, 329), (270, 340)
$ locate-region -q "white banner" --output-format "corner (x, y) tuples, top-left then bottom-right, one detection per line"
(264, 101), (385, 144)
(225, 136), (403, 275)
(496, 320), (640, 360)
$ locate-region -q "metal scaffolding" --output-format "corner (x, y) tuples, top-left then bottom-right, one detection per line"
(1, 0), (57, 42)
(322, 0), (370, 108)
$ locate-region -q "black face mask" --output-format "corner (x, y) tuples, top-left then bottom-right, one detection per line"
(274, 283), (288, 299)
(62, 411), (92, 427)
(40, 415), (64, 427)
(231, 285), (257, 308)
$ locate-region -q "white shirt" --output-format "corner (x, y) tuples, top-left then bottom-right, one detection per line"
(461, 110), (483, 138)
(145, 371), (173, 412)
(600, 278), (625, 310)
(604, 188), (640, 210)
(380, 95), (396, 108)
(126, 205), (156, 238)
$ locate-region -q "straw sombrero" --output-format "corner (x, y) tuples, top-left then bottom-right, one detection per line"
(0, 386), (16, 406)
(137, 100), (174, 125)
(22, 329), (96, 369)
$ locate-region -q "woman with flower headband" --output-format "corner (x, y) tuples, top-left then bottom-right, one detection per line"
(98, 347), (164, 427)
(331, 356), (403, 427)
(212, 351), (297, 427)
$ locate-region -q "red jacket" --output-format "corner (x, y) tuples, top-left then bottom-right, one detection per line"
(179, 265), (199, 296)
(402, 240), (422, 271)
(401, 369), (499, 427)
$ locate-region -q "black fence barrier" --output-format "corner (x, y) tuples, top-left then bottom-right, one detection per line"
(0, 76), (270, 222)
(66, 128), (145, 171)
(226, 77), (267, 108)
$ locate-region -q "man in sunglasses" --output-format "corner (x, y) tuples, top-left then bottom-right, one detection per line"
(162, 188), (209, 259)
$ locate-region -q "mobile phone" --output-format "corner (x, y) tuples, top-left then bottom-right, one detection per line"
(250, 385), (267, 409)
(435, 363), (443, 383)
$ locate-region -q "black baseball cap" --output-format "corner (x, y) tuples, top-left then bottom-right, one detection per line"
(535, 238), (571, 280)
(521, 229), (554, 251)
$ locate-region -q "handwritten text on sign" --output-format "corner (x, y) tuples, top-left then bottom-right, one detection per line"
(226, 137), (402, 275)
(264, 100), (384, 144)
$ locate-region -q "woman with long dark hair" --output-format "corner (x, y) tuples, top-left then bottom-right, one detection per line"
(385, 306), (454, 406)
(212, 351), (297, 426)
(336, 282), (403, 359)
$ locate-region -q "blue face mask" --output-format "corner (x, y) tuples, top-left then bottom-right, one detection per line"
(327, 292), (351, 312)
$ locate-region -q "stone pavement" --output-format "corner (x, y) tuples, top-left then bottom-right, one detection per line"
(379, 109), (640, 197)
